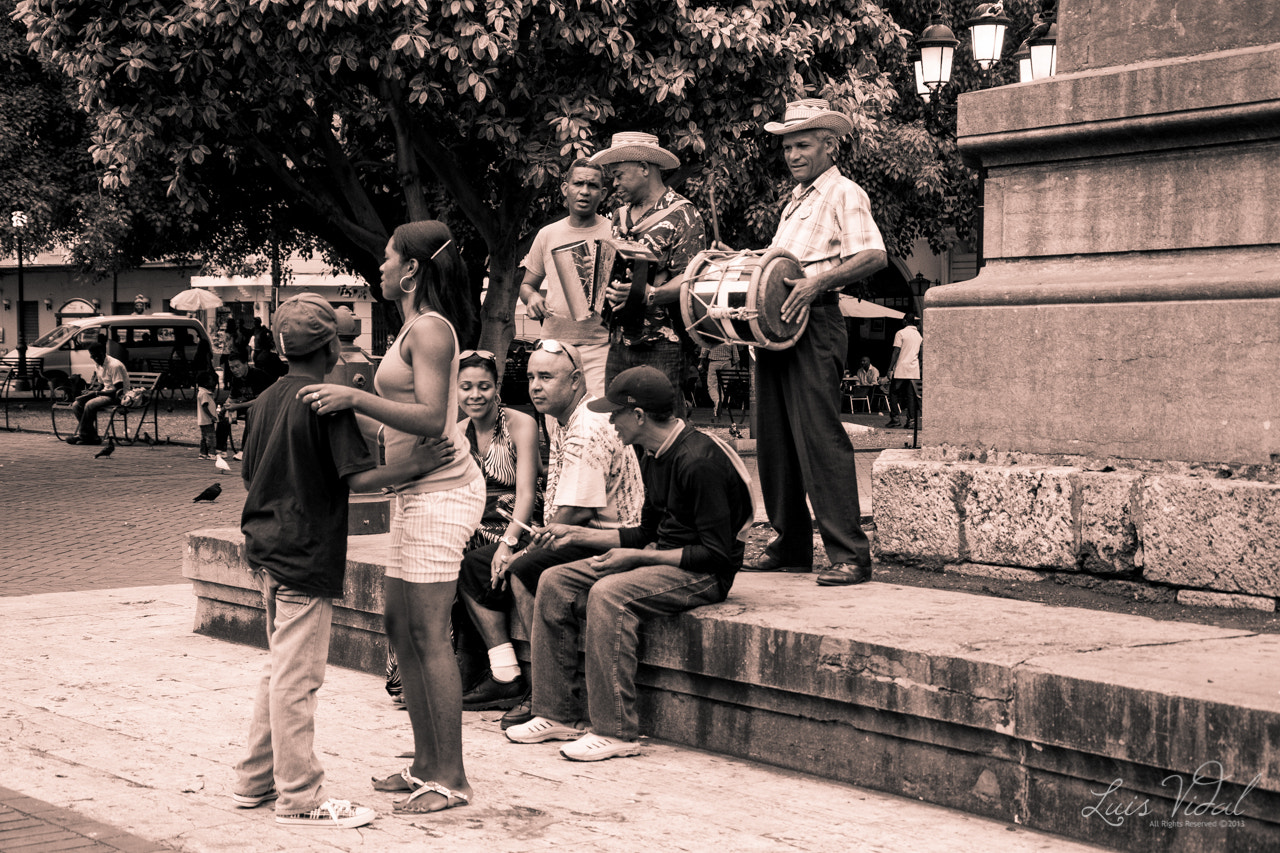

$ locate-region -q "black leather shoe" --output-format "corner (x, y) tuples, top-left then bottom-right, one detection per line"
(741, 557), (811, 573)
(462, 674), (527, 711)
(499, 687), (533, 730)
(815, 563), (873, 586)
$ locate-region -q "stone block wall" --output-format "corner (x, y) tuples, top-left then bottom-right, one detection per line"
(874, 449), (1280, 610)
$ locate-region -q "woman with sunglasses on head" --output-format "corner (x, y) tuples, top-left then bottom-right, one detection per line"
(297, 220), (483, 815)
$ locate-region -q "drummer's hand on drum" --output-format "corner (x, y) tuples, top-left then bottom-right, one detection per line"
(780, 276), (825, 324)
(710, 240), (734, 252)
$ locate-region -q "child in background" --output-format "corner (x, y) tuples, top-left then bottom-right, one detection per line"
(195, 371), (218, 459)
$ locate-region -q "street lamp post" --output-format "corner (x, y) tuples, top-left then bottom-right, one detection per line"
(11, 211), (28, 381)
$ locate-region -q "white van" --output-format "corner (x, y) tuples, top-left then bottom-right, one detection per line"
(2, 314), (213, 389)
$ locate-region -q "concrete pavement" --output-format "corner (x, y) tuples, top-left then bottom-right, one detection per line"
(0, 431), (1101, 851)
(0, 584), (1105, 853)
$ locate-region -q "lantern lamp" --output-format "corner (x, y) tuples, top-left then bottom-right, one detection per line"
(1029, 21), (1058, 79)
(966, 2), (1012, 70)
(911, 51), (931, 102)
(915, 4), (959, 91)
(1013, 39), (1032, 83)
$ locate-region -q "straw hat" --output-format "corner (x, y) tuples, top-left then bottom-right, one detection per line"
(764, 98), (855, 137)
(589, 132), (680, 170)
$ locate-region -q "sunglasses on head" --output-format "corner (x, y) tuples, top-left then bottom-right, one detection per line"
(459, 349), (497, 363)
(534, 339), (582, 373)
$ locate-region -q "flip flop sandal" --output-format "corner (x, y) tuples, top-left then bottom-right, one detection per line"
(392, 780), (470, 814)
(371, 766), (419, 793)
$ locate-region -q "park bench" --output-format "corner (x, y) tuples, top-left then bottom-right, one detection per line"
(2, 357), (45, 431)
(52, 370), (165, 445)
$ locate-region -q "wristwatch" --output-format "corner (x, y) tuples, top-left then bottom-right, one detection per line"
(499, 535), (520, 548)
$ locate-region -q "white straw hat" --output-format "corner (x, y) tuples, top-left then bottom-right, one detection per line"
(764, 98), (855, 137)
(589, 132), (681, 169)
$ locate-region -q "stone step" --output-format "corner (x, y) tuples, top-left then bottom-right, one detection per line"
(184, 528), (1279, 852)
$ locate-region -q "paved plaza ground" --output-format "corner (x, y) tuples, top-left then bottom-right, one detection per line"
(0, 427), (1114, 852)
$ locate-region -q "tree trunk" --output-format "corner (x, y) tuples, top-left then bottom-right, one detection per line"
(478, 247), (521, 377)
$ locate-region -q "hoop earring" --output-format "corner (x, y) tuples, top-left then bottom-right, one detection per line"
(399, 274), (417, 294)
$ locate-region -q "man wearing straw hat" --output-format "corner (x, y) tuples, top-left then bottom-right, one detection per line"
(590, 132), (706, 419)
(743, 98), (888, 587)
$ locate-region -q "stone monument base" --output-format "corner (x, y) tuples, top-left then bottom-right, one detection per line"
(873, 448), (1280, 607)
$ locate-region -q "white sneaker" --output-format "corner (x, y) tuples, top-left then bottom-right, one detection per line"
(504, 716), (587, 744)
(233, 451), (244, 461)
(276, 798), (375, 828)
(559, 732), (642, 762)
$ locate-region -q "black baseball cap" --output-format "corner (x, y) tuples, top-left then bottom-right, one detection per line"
(587, 366), (675, 414)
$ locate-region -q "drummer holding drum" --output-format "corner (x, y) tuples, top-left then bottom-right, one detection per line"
(738, 98), (889, 587)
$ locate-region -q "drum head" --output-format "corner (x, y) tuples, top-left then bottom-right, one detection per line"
(757, 254), (806, 342)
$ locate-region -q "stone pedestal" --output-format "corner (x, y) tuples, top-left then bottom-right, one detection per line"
(876, 0), (1280, 597)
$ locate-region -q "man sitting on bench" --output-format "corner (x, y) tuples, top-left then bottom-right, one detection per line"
(68, 342), (130, 446)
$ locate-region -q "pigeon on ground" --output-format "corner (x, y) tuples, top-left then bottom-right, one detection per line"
(214, 455), (231, 472)
(94, 441), (116, 459)
(193, 483), (223, 502)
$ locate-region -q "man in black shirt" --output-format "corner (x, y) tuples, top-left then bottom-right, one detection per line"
(505, 366), (753, 761)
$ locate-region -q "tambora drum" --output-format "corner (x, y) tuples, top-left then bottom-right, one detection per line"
(679, 248), (807, 351)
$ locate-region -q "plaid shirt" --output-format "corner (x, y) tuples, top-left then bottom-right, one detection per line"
(770, 166), (885, 279)
(609, 188), (707, 345)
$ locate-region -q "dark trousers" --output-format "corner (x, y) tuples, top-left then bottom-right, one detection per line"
(891, 378), (919, 424)
(754, 304), (869, 567)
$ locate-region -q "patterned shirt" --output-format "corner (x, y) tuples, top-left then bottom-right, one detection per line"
(609, 187), (707, 345)
(770, 165), (885, 278)
(546, 398), (644, 529)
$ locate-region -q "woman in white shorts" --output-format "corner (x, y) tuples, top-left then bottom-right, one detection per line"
(300, 220), (484, 814)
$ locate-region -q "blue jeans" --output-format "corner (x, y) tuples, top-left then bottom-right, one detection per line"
(234, 571), (333, 814)
(530, 559), (727, 741)
(71, 391), (116, 440)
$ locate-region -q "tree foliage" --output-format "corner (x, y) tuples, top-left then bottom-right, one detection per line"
(16, 0), (1028, 350)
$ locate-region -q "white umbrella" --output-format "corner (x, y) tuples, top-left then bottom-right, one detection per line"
(838, 296), (905, 319)
(169, 288), (223, 312)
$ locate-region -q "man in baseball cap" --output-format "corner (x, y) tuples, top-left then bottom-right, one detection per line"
(506, 365), (753, 762)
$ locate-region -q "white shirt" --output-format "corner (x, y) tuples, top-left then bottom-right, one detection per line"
(891, 326), (922, 380)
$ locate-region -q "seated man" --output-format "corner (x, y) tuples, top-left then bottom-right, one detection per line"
(505, 366), (753, 761)
(456, 340), (644, 728)
(854, 356), (880, 386)
(217, 349), (277, 458)
(69, 342), (130, 445)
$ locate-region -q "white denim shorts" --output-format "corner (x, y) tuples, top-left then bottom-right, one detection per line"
(385, 477), (485, 584)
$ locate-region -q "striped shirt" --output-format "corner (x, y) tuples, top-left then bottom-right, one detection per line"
(770, 165), (885, 277)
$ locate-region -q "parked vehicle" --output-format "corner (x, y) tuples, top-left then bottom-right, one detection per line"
(1, 314), (213, 393)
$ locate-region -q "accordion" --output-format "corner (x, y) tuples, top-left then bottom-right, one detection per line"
(550, 238), (659, 333)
